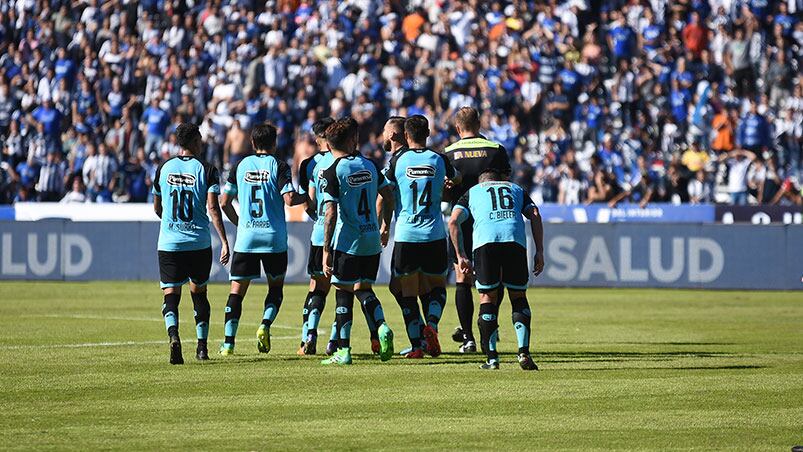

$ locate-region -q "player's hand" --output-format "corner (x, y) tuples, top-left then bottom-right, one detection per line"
(444, 179), (455, 192)
(532, 253), (544, 277)
(458, 256), (473, 275)
(380, 227), (390, 248)
(322, 250), (333, 277)
(219, 242), (230, 265)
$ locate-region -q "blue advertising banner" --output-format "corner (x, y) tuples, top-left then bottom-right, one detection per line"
(539, 203), (716, 223)
(0, 221), (799, 289)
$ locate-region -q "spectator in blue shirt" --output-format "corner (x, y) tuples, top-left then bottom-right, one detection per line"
(608, 13), (633, 62)
(141, 98), (170, 157)
(737, 101), (772, 154)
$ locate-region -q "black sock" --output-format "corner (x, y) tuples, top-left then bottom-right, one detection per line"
(306, 290), (327, 336)
(301, 291), (313, 345)
(455, 282), (475, 341)
(261, 286), (283, 327)
(398, 296), (423, 349)
(224, 293), (243, 346)
(478, 303), (499, 361)
(190, 292), (210, 343)
(335, 290), (354, 349)
(356, 291), (381, 340)
(511, 296), (532, 354)
(162, 293), (180, 338)
(355, 289), (385, 327)
(424, 287), (447, 330)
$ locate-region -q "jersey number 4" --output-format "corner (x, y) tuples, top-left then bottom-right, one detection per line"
(486, 186), (513, 211)
(170, 189), (193, 222)
(357, 188), (371, 221)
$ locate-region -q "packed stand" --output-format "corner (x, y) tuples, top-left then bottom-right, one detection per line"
(0, 0), (801, 206)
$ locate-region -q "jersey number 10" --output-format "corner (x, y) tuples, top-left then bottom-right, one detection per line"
(170, 189), (194, 222)
(486, 186), (513, 211)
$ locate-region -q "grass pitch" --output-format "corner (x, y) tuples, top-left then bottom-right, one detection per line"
(0, 282), (802, 451)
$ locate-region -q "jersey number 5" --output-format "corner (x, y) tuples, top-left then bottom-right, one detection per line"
(170, 189), (193, 222)
(250, 185), (264, 218)
(486, 186), (513, 211)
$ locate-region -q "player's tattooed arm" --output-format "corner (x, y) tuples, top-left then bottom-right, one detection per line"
(208, 192), (230, 265)
(322, 201), (338, 277)
(523, 206), (545, 277)
(448, 208), (472, 275)
(219, 192), (239, 226)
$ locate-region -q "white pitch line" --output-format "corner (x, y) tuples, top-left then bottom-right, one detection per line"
(0, 336), (300, 351)
(20, 314), (298, 330)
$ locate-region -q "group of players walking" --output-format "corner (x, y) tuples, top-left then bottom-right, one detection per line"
(152, 107), (545, 370)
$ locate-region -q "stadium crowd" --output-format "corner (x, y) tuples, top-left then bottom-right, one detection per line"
(0, 0), (801, 206)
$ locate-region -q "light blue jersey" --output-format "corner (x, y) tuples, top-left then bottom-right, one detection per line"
(223, 153), (294, 253)
(385, 147), (456, 243)
(153, 156), (220, 252)
(454, 181), (535, 251)
(304, 151), (336, 247)
(321, 154), (388, 256)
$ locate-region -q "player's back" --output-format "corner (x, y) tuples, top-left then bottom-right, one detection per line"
(460, 180), (531, 251)
(322, 154), (384, 256)
(227, 153), (293, 253)
(444, 136), (510, 202)
(307, 152), (336, 247)
(389, 148), (452, 243)
(154, 155), (219, 251)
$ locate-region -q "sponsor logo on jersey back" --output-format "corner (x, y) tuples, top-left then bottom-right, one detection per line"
(347, 170), (373, 187)
(167, 173), (197, 186)
(406, 165), (436, 179)
(245, 170), (271, 183)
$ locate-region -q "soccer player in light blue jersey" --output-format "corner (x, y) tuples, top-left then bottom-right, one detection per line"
(381, 115), (460, 358)
(218, 123), (306, 355)
(153, 123), (230, 365)
(319, 117), (396, 365)
(448, 169), (545, 371)
(295, 117), (340, 356)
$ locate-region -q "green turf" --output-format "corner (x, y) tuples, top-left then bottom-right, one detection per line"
(1, 282), (802, 451)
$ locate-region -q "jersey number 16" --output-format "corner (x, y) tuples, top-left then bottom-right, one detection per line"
(486, 186), (513, 211)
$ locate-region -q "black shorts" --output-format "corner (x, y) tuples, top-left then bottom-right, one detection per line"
(393, 239), (448, 277)
(473, 242), (529, 293)
(307, 245), (324, 277)
(158, 247), (212, 289)
(230, 251), (288, 281)
(332, 251), (380, 285)
(447, 216), (474, 264)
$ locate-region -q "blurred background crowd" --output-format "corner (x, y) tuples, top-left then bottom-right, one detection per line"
(0, 0), (801, 206)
